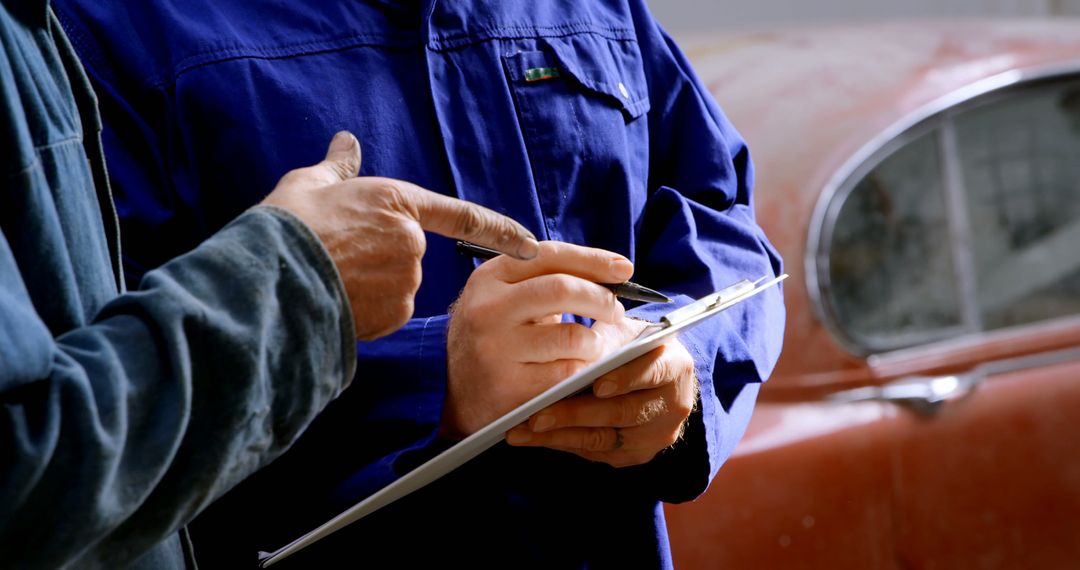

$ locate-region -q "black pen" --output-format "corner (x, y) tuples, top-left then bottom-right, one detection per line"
(456, 241), (673, 304)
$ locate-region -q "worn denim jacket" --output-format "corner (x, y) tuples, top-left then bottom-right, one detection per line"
(0, 2), (356, 568)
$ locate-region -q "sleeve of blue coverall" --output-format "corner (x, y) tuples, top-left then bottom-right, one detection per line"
(0, 207), (356, 569)
(609, 1), (787, 504)
(92, 66), (450, 511)
(53, 10), (452, 493)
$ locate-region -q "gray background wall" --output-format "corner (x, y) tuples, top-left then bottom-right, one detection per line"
(648, 0), (1080, 31)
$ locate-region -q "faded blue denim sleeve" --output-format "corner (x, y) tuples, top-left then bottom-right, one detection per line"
(0, 206), (357, 569)
(610, 2), (787, 503)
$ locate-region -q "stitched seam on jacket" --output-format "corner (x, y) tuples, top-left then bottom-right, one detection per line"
(2, 135), (85, 181)
(151, 25), (635, 87)
(429, 23), (636, 50)
(157, 31), (421, 88)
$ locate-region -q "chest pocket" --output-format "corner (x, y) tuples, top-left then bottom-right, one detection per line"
(503, 34), (651, 246)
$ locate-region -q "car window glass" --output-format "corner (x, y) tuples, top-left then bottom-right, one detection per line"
(954, 79), (1080, 331)
(827, 130), (963, 351)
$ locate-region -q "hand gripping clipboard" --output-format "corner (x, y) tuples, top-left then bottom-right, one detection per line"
(258, 273), (787, 567)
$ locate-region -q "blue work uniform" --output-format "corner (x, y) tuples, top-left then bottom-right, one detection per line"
(53, 1), (787, 567)
(0, 2), (357, 569)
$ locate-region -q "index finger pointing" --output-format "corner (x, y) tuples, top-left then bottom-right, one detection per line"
(410, 185), (539, 260)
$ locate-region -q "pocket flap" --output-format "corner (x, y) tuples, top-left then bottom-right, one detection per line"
(504, 35), (651, 121)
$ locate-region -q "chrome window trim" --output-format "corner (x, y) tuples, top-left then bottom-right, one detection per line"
(805, 62), (1080, 358)
(867, 312), (1080, 369)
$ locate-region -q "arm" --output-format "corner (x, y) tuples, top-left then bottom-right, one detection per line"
(0, 117), (536, 568)
(49, 16), (521, 524)
(619, 9), (786, 501)
(0, 207), (356, 569)
(507, 7), (786, 503)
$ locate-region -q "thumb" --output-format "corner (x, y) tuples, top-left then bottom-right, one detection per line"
(308, 131), (362, 186)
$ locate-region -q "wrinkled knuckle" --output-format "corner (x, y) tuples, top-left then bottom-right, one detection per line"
(582, 328), (603, 358)
(548, 360), (573, 382)
(372, 180), (407, 207)
(377, 179), (405, 197)
(453, 205), (487, 240)
(489, 218), (518, 248)
(547, 275), (576, 299)
(329, 160), (355, 182)
(557, 325), (579, 353)
(672, 396), (694, 419)
(540, 240), (563, 257)
(370, 207), (402, 230)
(585, 431), (609, 452)
(616, 401), (639, 426)
(559, 359), (585, 379)
(652, 359), (672, 387)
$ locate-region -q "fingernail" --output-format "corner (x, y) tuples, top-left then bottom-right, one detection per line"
(329, 130), (356, 153)
(516, 237), (540, 260)
(532, 415), (556, 432)
(506, 429), (532, 444)
(596, 381), (616, 398)
(611, 258), (634, 278)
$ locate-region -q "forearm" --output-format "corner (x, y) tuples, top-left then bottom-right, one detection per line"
(202, 313), (453, 528)
(0, 206), (355, 568)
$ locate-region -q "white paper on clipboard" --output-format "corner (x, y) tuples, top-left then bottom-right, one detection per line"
(258, 273), (787, 567)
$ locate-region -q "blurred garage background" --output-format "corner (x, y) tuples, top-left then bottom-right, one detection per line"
(645, 1), (1080, 569)
(651, 0), (1080, 31)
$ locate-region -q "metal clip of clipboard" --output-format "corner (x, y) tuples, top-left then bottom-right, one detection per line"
(257, 273), (787, 568)
(632, 275), (774, 341)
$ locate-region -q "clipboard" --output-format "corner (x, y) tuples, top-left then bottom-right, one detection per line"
(258, 273), (787, 567)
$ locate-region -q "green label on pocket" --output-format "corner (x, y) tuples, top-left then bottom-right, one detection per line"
(524, 67), (561, 83)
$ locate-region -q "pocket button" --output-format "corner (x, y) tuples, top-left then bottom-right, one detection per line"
(617, 81), (630, 100)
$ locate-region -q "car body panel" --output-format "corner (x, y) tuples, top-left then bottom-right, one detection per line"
(892, 356), (1080, 568)
(665, 401), (898, 569)
(665, 21), (1080, 569)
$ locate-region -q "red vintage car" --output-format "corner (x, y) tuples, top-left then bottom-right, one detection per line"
(665, 21), (1080, 569)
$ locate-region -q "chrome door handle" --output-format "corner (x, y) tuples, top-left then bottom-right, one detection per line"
(828, 372), (982, 416)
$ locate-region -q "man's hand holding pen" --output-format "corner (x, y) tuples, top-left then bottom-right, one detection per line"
(443, 240), (698, 467)
(443, 241), (631, 437)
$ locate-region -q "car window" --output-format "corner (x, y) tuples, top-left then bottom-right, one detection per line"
(821, 75), (1080, 355)
(826, 130), (963, 351)
(954, 78), (1080, 330)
